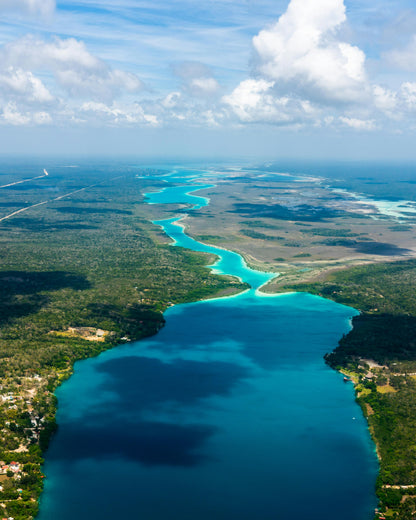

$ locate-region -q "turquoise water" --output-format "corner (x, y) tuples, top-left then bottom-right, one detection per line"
(145, 184), (214, 209)
(38, 172), (378, 520)
(156, 217), (276, 290)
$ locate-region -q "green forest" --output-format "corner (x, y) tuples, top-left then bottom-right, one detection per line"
(0, 167), (246, 520)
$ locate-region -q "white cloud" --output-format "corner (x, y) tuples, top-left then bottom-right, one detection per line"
(0, 0), (413, 134)
(173, 61), (221, 97)
(33, 111), (52, 124)
(222, 78), (316, 124)
(80, 101), (159, 126)
(2, 103), (30, 125)
(0, 34), (149, 128)
(161, 92), (182, 109)
(252, 0), (368, 105)
(373, 85), (397, 113)
(1, 36), (143, 101)
(339, 117), (376, 130)
(201, 109), (223, 127)
(400, 82), (416, 110)
(1, 102), (52, 125)
(375, 82), (416, 118)
(0, 0), (55, 17)
(220, 0), (412, 130)
(141, 89), (227, 127)
(189, 77), (220, 96)
(0, 67), (53, 103)
(222, 79), (275, 121)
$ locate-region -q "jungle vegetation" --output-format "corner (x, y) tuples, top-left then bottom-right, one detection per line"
(0, 163), (246, 519)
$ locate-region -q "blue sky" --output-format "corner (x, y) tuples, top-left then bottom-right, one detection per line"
(1, 0), (416, 159)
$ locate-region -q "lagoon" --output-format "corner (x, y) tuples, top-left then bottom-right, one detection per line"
(38, 171), (378, 520)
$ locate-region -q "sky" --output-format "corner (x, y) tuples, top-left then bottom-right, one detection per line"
(1, 0), (416, 159)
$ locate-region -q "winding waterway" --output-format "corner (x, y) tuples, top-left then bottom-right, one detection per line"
(38, 170), (378, 520)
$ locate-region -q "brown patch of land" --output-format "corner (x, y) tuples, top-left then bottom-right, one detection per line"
(377, 385), (397, 394)
(50, 327), (112, 342)
(365, 403), (375, 416)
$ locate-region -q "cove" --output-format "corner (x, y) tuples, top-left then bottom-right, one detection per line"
(38, 172), (378, 520)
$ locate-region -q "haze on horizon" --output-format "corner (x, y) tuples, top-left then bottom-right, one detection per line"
(1, 0), (416, 160)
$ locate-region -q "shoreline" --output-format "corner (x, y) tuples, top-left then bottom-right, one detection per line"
(36, 173), (381, 519)
(166, 202), (384, 517)
(287, 259), (416, 518)
(39, 181), (376, 516)
(150, 181), (379, 517)
(37, 267), (247, 518)
(35, 210), (253, 517)
(173, 217), (281, 291)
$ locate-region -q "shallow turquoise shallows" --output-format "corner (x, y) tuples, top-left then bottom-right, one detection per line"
(145, 183), (214, 209)
(156, 216), (276, 290)
(38, 171), (378, 520)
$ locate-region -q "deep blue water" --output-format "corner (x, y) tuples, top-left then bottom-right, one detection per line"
(38, 170), (378, 520)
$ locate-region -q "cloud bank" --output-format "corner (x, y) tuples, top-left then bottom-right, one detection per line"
(1, 0), (416, 132)
(0, 36), (147, 126)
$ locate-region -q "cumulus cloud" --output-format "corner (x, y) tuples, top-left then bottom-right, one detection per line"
(173, 61), (221, 97)
(400, 82), (416, 110)
(252, 0), (368, 105)
(222, 78), (318, 124)
(143, 90), (226, 127)
(0, 0), (413, 132)
(189, 77), (220, 96)
(0, 34), (148, 127)
(223, 79), (280, 122)
(161, 92), (182, 109)
(221, 0), (414, 130)
(80, 101), (159, 126)
(1, 102), (52, 125)
(339, 117), (376, 131)
(380, 39), (416, 118)
(0, 67), (54, 103)
(0, 0), (55, 17)
(224, 0), (368, 127)
(373, 85), (397, 113)
(1, 36), (143, 102)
